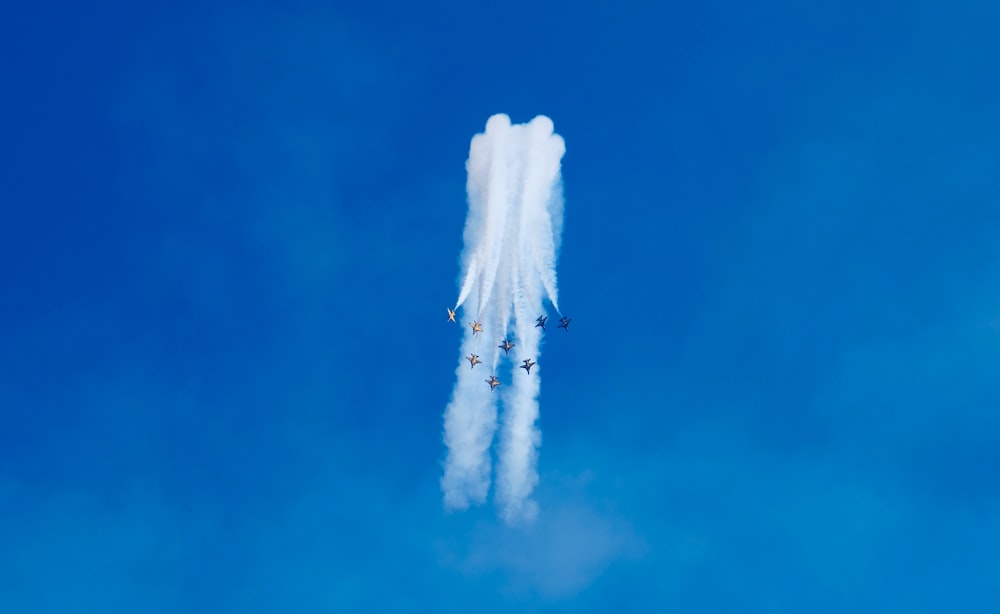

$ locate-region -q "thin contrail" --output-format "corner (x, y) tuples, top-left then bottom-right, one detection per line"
(442, 114), (565, 524)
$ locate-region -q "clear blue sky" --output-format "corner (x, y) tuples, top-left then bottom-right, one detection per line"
(2, 0), (998, 611)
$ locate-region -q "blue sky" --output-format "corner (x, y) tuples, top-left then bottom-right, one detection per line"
(2, 0), (998, 610)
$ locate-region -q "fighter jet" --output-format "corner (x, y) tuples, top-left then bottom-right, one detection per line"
(520, 358), (536, 374)
(447, 308), (456, 322)
(558, 316), (572, 330)
(499, 337), (515, 354)
(467, 354), (482, 369)
(485, 375), (501, 391)
(469, 321), (483, 335)
(535, 315), (547, 330)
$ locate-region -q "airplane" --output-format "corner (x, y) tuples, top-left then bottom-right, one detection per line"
(469, 321), (483, 335)
(485, 375), (501, 391)
(535, 315), (547, 330)
(447, 308), (456, 322)
(520, 358), (536, 374)
(467, 354), (482, 369)
(499, 337), (515, 354)
(558, 316), (572, 330)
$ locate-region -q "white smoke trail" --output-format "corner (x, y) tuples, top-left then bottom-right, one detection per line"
(441, 330), (496, 509)
(442, 114), (565, 524)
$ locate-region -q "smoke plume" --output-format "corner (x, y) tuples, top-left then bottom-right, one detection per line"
(442, 114), (566, 525)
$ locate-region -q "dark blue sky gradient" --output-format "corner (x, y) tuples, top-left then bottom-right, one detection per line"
(2, 0), (999, 610)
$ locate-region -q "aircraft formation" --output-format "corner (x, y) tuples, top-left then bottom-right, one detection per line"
(450, 309), (571, 391)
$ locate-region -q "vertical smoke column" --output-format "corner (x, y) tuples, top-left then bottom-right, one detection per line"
(496, 116), (564, 524)
(441, 116), (510, 510)
(442, 114), (565, 524)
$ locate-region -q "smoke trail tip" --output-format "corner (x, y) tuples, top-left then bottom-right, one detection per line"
(502, 499), (539, 527)
(486, 113), (512, 132)
(529, 114), (555, 134)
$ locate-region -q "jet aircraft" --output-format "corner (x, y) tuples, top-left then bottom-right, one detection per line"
(467, 354), (482, 369)
(520, 358), (536, 374)
(558, 316), (572, 330)
(535, 315), (547, 330)
(447, 308), (456, 322)
(469, 321), (483, 335)
(485, 375), (501, 391)
(499, 338), (515, 354)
